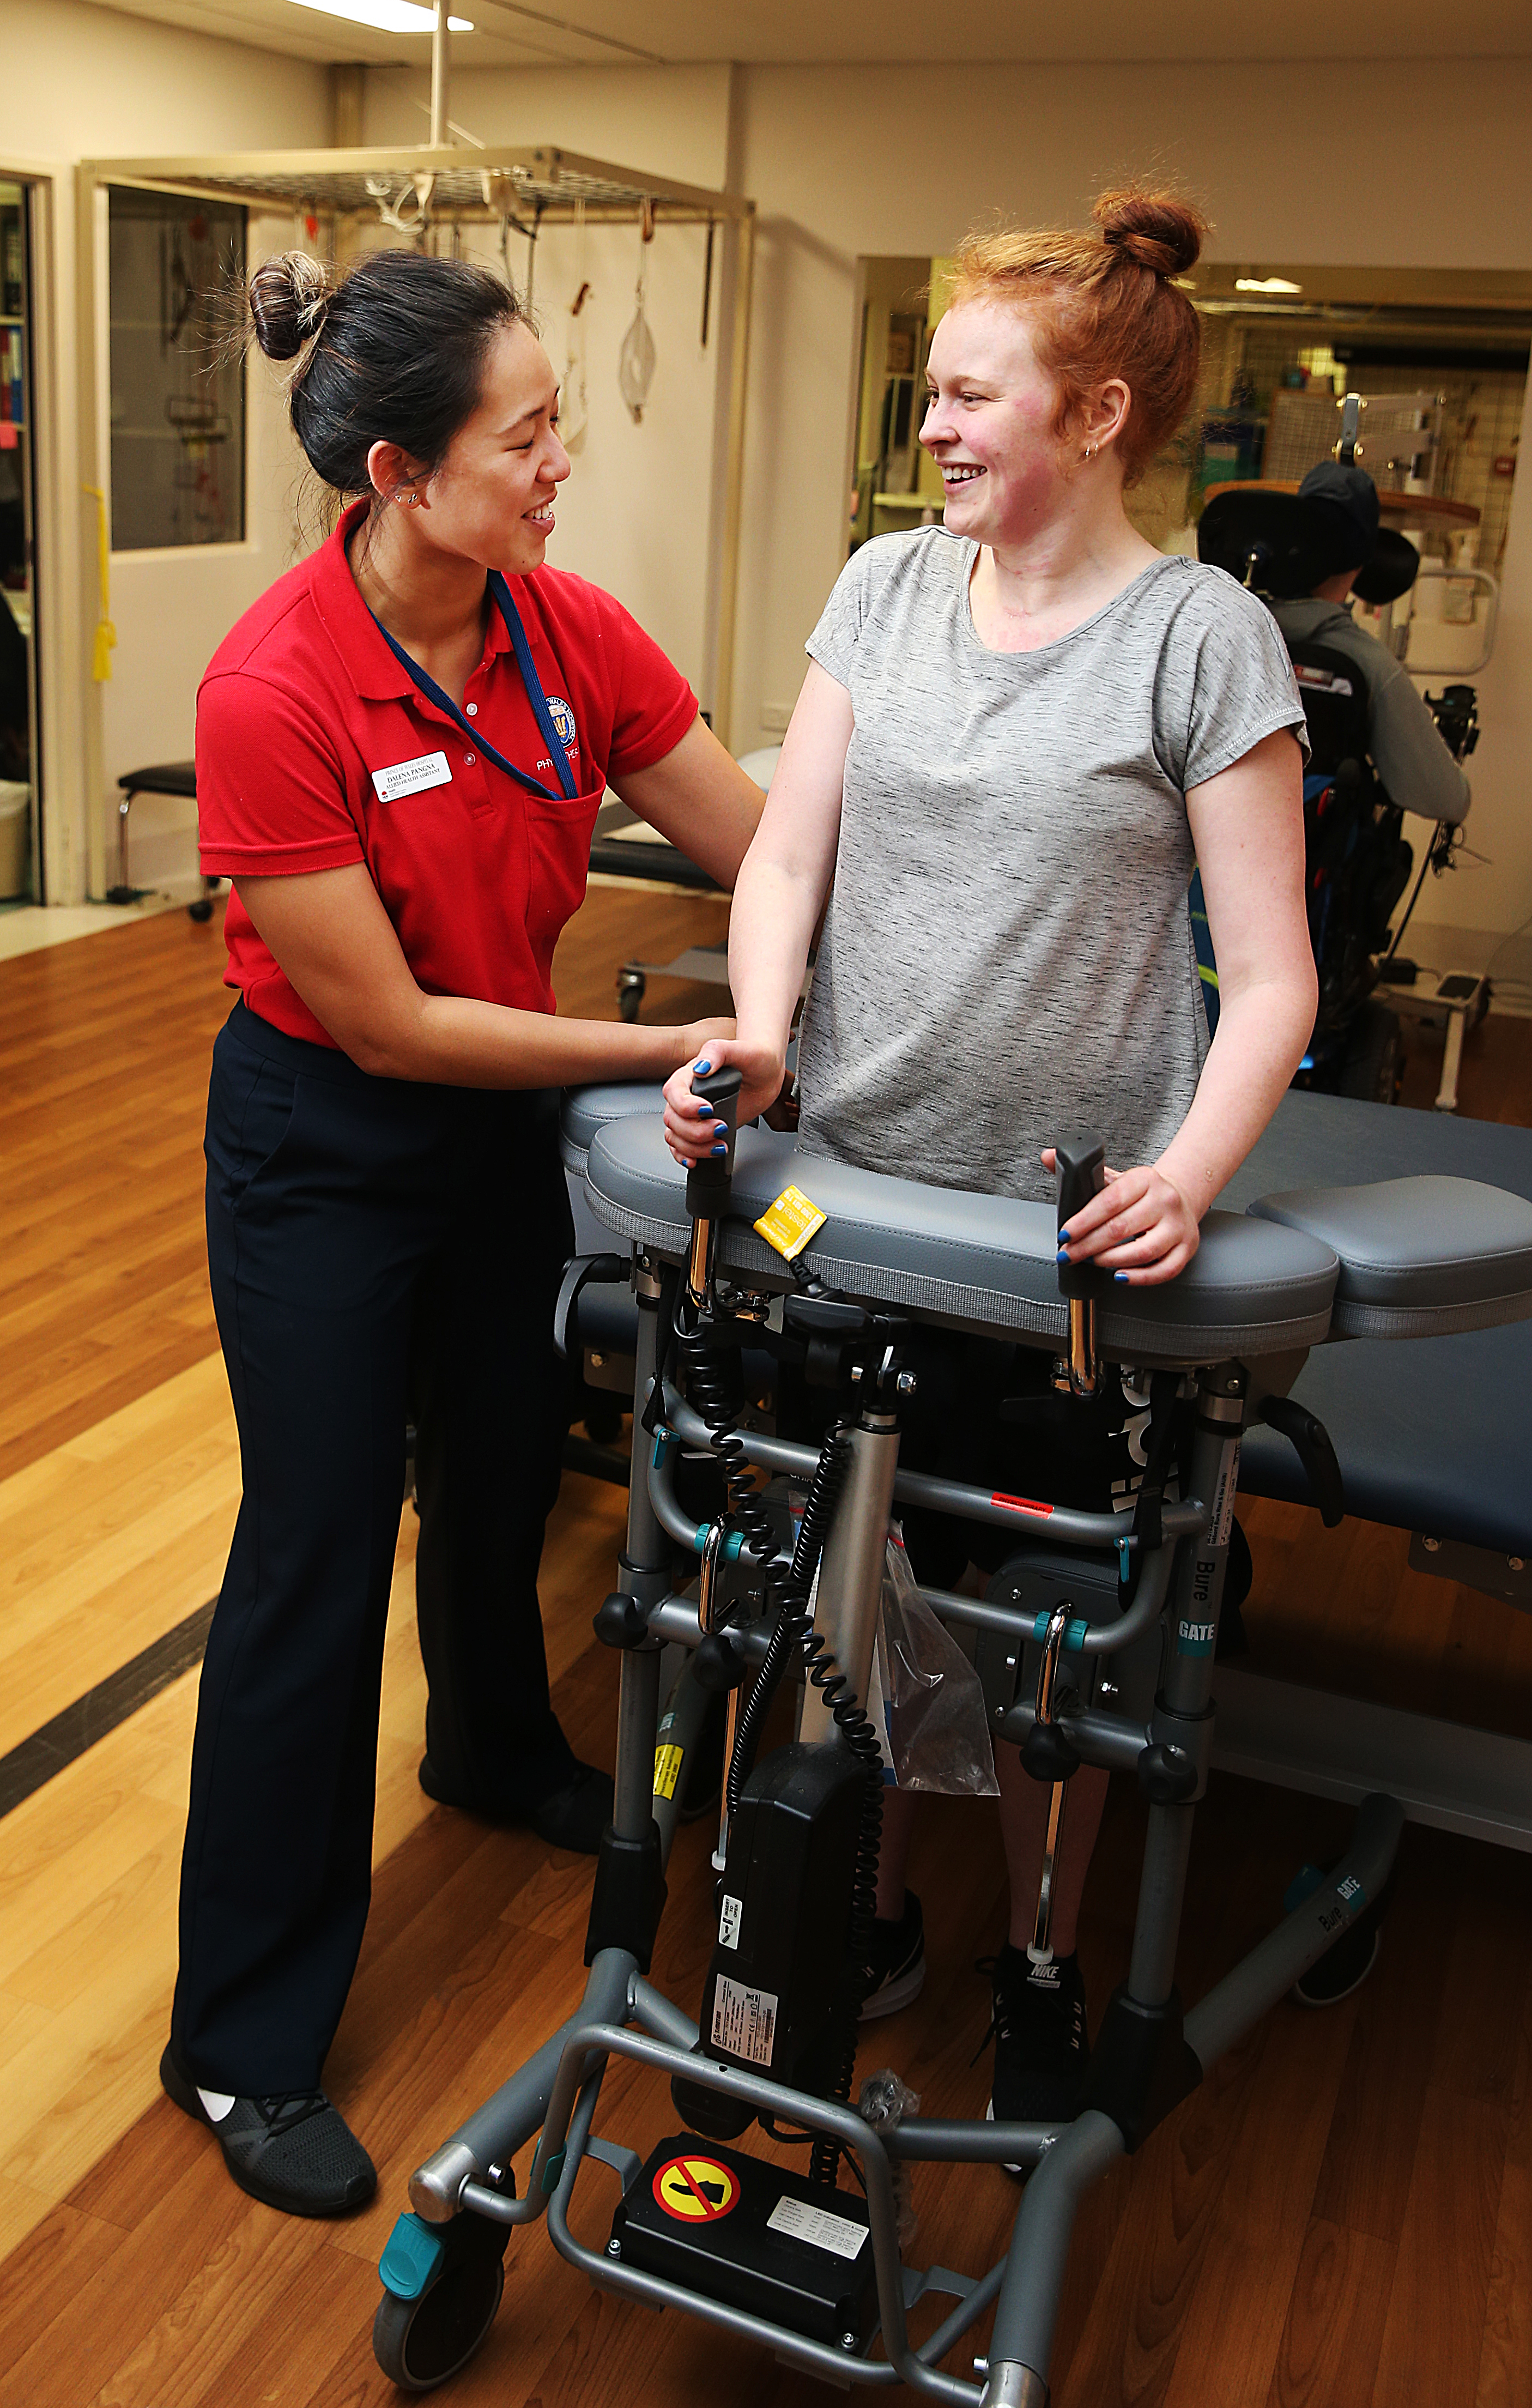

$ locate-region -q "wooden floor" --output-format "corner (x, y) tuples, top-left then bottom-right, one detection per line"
(1, 894), (1529, 2406)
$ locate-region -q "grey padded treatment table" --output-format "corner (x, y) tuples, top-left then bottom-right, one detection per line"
(1216, 1087), (1532, 1846)
(563, 1082), (1532, 1854)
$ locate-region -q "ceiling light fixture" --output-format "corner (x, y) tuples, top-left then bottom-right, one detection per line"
(287, 1), (474, 33)
(1235, 276), (1303, 295)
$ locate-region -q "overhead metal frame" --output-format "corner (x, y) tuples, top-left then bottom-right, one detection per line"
(74, 142), (756, 819)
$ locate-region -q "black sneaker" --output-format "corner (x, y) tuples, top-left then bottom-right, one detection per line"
(418, 1756), (614, 1855)
(530, 1763), (615, 1853)
(859, 1892), (926, 2020)
(977, 1945), (1089, 2149)
(159, 2043), (376, 2218)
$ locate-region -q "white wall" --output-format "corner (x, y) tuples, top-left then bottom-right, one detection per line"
(0, 0), (330, 898)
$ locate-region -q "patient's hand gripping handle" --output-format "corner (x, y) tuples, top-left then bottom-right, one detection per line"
(1054, 1129), (1109, 1401)
(685, 1065), (742, 1311)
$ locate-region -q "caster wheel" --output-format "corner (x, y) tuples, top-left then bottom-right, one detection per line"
(617, 970), (645, 1023)
(373, 2218), (508, 2392)
(187, 898), (215, 923)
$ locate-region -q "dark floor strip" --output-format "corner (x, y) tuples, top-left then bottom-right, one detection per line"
(0, 1598), (216, 1820)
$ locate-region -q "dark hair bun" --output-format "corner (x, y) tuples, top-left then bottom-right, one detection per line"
(1095, 188), (1207, 279)
(249, 253), (332, 363)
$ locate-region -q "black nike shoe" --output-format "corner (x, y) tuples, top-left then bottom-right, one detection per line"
(160, 2042), (376, 2218)
(977, 1944), (1089, 2165)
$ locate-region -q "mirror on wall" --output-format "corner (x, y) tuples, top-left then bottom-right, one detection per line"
(108, 187), (247, 552)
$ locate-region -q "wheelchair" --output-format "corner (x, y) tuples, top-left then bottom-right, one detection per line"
(1196, 483), (1476, 1108)
(371, 1070), (1532, 2403)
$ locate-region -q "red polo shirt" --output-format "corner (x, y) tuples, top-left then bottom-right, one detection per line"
(197, 498), (697, 1046)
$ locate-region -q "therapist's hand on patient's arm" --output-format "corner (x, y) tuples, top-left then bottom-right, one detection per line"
(1046, 1152), (1200, 1287)
(662, 1034), (789, 1165)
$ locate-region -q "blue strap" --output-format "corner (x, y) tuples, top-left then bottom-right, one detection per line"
(369, 571), (579, 804)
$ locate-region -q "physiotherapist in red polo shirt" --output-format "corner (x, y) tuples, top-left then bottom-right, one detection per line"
(162, 247), (761, 2219)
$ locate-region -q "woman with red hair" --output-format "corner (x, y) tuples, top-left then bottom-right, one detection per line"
(665, 191), (1318, 2137)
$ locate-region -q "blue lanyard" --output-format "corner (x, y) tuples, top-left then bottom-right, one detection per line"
(371, 570), (579, 803)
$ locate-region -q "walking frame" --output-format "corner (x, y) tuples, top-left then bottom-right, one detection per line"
(371, 1070), (1532, 2401)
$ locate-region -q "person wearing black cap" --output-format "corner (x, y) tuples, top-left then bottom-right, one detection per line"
(1269, 462), (1470, 827)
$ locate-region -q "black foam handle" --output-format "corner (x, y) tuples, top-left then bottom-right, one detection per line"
(1053, 1129), (1111, 1302)
(685, 1063), (743, 1218)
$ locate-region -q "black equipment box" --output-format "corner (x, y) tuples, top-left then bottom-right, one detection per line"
(610, 2135), (877, 2349)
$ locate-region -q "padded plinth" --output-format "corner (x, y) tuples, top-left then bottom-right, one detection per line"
(583, 1115), (1340, 1364)
(1249, 1175), (1532, 1338)
(560, 1080), (662, 1176)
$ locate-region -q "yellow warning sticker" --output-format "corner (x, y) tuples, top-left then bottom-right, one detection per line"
(753, 1184), (827, 1262)
(652, 1742), (683, 1802)
(653, 2153), (740, 2222)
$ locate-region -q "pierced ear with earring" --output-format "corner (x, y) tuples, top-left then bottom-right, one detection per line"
(1083, 442), (1099, 462)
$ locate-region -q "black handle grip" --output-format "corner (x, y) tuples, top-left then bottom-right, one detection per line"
(1053, 1128), (1111, 1302)
(1260, 1394), (1345, 1529)
(685, 1063), (743, 1219)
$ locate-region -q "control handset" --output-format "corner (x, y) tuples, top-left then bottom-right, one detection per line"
(686, 1064), (743, 1220)
(1054, 1128), (1111, 1300)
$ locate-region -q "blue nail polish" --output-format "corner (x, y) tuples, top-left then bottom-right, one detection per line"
(1114, 1270), (1128, 1282)
(695, 1059), (711, 1074)
(711, 1142), (728, 1157)
(1058, 1226), (1073, 1243)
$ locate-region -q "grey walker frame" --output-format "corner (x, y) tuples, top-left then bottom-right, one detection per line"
(380, 1220), (1407, 2402)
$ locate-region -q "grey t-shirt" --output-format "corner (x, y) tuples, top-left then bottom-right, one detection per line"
(1269, 596), (1471, 827)
(796, 530), (1307, 1203)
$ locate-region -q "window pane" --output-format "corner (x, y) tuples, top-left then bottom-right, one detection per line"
(108, 190), (246, 550)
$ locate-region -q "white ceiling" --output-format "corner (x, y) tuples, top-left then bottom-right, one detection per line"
(88, 0), (1532, 71)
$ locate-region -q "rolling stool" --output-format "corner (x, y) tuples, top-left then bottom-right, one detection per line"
(112, 761), (222, 921)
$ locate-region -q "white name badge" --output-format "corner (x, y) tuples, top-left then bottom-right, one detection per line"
(371, 751), (451, 803)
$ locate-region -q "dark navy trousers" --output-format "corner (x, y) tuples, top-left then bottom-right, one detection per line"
(173, 1002), (577, 2094)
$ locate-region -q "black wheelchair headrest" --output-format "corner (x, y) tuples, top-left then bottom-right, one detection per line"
(1198, 486), (1421, 609)
(1197, 487), (1329, 600)
(1351, 528), (1421, 608)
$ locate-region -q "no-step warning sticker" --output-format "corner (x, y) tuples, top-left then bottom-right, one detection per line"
(652, 2152), (741, 2223)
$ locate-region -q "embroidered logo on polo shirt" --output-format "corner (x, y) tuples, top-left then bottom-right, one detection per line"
(546, 696), (578, 752)
(372, 752), (451, 803)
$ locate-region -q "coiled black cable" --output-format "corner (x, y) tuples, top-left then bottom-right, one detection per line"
(676, 1302), (886, 2188)
(726, 1433), (848, 1812)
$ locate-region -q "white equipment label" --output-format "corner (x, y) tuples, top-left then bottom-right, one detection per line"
(711, 1974), (777, 2067)
(766, 2194), (869, 2260)
(1212, 1440), (1241, 1547)
(718, 1893), (742, 1951)
(372, 751), (451, 802)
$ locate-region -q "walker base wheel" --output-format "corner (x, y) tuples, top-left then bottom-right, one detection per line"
(372, 2216), (508, 2392)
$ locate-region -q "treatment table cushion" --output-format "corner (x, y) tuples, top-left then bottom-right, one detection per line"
(1248, 1176), (1532, 1338)
(1227, 1093), (1532, 1551)
(583, 1115), (1340, 1363)
(560, 1080), (663, 1177)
